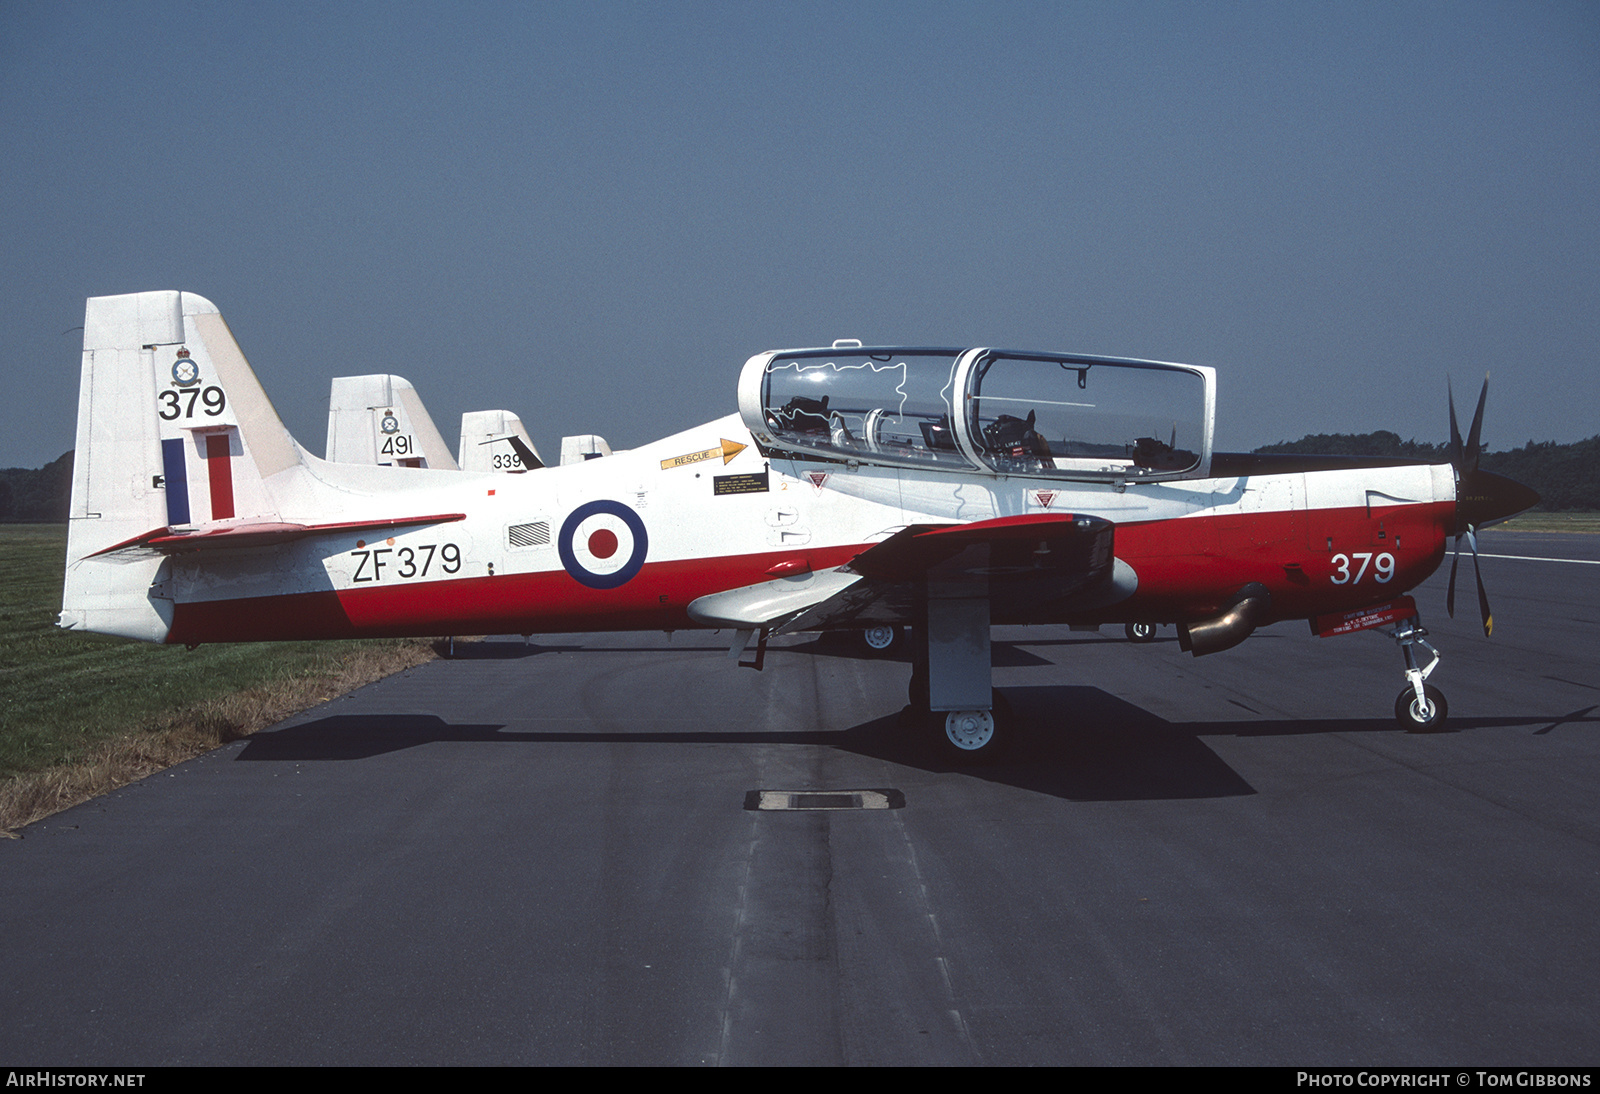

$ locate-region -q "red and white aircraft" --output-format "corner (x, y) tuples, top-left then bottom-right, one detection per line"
(59, 291), (1538, 760)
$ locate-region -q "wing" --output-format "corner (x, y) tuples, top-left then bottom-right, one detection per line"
(687, 513), (1133, 632)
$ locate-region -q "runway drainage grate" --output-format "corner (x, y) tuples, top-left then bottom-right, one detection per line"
(745, 789), (905, 811)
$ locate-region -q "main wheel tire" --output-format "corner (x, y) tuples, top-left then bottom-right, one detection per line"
(1125, 621), (1157, 643)
(935, 689), (1013, 764)
(861, 625), (901, 656)
(1395, 684), (1448, 732)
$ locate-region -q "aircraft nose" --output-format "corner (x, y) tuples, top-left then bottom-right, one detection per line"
(1457, 469), (1540, 531)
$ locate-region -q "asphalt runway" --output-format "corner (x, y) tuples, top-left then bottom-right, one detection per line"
(4, 530), (1597, 1066)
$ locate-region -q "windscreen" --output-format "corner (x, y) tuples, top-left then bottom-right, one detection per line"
(968, 354), (1206, 478)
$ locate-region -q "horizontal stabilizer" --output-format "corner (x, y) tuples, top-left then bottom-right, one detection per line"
(90, 513), (467, 558)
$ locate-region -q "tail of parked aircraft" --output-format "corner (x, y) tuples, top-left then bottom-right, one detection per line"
(458, 409), (542, 472)
(326, 374), (458, 470)
(61, 290), (312, 640)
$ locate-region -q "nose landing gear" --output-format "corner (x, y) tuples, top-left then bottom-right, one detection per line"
(1389, 615), (1447, 732)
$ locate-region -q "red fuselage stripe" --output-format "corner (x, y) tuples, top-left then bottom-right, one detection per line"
(165, 501), (1454, 643)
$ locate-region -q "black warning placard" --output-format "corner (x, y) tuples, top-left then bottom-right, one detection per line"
(713, 471), (769, 496)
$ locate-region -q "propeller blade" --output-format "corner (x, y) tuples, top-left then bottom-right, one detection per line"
(1447, 536), (1460, 618)
(1448, 378), (1463, 470)
(1466, 527), (1492, 637)
(1463, 373), (1488, 475)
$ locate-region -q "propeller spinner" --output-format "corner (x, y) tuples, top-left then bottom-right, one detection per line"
(1446, 375), (1541, 636)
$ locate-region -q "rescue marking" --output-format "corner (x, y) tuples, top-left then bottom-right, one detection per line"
(558, 500), (648, 589)
(659, 438), (747, 470)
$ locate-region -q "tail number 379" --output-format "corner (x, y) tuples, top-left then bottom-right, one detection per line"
(1331, 552), (1395, 584)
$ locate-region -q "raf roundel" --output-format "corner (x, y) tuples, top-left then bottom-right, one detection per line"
(558, 500), (649, 589)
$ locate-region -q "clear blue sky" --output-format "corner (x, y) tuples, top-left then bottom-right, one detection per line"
(3, 0), (1596, 469)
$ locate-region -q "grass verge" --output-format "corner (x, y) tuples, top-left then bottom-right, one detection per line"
(1, 526), (437, 833)
(1494, 511), (1600, 533)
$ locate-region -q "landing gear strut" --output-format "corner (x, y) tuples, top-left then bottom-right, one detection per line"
(1388, 615), (1447, 731)
(904, 593), (1012, 764)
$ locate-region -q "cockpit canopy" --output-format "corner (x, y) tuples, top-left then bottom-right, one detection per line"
(737, 345), (1215, 482)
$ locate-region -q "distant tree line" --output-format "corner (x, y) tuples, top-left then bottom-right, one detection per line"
(1254, 432), (1600, 510)
(0, 452), (72, 522)
(2, 435), (1596, 521)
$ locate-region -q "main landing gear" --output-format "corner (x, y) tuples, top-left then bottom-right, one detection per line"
(905, 670), (1013, 763)
(904, 595), (1012, 764)
(1389, 614), (1447, 732)
(860, 625), (903, 656)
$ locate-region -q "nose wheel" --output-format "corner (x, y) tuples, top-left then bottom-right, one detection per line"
(1395, 684), (1448, 731)
(1388, 615), (1448, 732)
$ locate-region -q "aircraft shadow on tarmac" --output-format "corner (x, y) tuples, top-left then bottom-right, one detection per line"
(783, 635), (1055, 667)
(435, 635), (1055, 667)
(232, 701), (1252, 801)
(436, 639), (726, 659)
(232, 686), (1595, 801)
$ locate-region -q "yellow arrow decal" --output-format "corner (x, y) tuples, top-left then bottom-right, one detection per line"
(660, 438), (747, 470)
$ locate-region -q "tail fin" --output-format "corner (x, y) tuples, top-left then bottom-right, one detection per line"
(458, 409), (542, 472)
(326, 374), (458, 470)
(62, 290), (307, 639)
(560, 434), (614, 465)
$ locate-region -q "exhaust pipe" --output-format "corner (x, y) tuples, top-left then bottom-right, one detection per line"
(1178, 582), (1273, 657)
